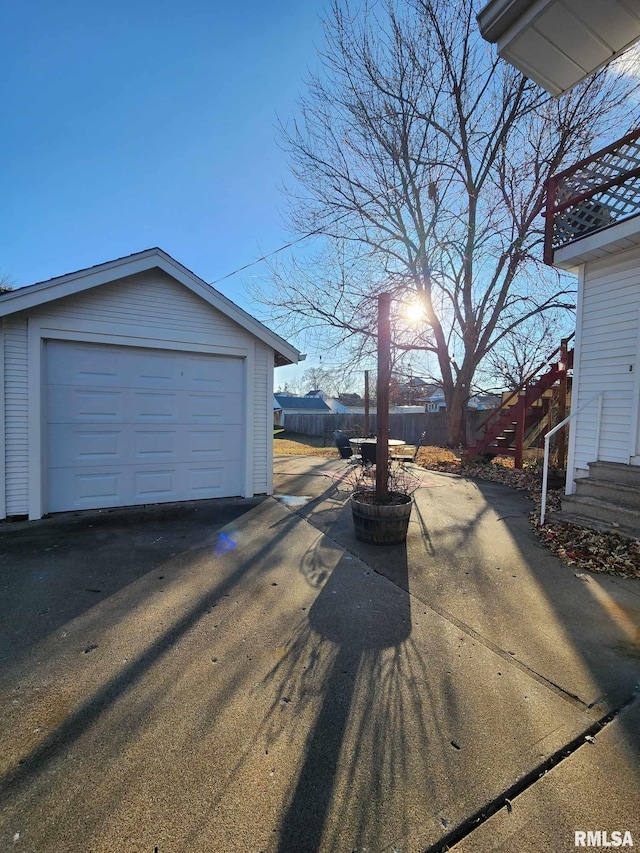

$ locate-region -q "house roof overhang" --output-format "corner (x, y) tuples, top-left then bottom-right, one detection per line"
(552, 212), (640, 271)
(0, 248), (301, 366)
(477, 0), (640, 96)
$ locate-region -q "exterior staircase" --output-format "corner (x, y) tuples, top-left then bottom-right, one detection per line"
(472, 338), (573, 467)
(556, 461), (640, 540)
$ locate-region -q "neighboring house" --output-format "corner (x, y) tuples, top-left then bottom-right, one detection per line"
(395, 377), (433, 405)
(426, 391), (447, 413)
(274, 397), (283, 427)
(0, 248), (300, 519)
(478, 0), (640, 531)
(304, 389), (349, 413)
(425, 392), (498, 413)
(338, 392), (363, 407)
(273, 393), (331, 425)
(324, 397), (350, 414)
(471, 394), (502, 411)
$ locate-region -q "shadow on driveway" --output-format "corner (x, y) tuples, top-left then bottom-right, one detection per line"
(0, 498), (264, 670)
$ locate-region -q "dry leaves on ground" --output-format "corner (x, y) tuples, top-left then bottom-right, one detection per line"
(535, 523), (640, 579)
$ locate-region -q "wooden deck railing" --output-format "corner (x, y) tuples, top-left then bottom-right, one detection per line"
(544, 128), (640, 264)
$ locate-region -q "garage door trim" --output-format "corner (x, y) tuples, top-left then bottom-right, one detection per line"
(27, 323), (255, 518)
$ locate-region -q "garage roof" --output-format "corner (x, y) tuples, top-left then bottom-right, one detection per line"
(0, 248), (301, 366)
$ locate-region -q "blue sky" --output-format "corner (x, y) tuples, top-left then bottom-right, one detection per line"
(1, 0), (330, 380)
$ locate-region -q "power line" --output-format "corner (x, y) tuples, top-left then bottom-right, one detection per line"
(207, 212), (351, 287)
(207, 83), (559, 290)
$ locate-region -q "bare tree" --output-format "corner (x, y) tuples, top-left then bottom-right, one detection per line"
(478, 313), (573, 392)
(275, 379), (305, 396)
(302, 366), (331, 392)
(0, 274), (13, 294)
(255, 0), (639, 445)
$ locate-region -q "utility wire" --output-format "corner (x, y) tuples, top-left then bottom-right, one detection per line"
(207, 211), (351, 287)
(206, 84), (559, 289)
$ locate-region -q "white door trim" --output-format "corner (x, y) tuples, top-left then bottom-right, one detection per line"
(28, 322), (251, 519)
(630, 304), (640, 465)
(565, 264), (585, 495)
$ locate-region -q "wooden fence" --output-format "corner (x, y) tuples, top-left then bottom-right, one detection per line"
(282, 411), (491, 446)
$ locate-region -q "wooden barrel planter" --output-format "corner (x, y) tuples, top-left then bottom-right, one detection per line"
(350, 489), (413, 545)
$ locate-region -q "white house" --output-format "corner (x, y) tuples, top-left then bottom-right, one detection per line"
(0, 248), (300, 519)
(478, 0), (640, 531)
(550, 190), (640, 488)
(477, 0), (640, 97)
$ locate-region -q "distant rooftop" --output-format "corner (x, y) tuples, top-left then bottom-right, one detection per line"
(274, 394), (331, 412)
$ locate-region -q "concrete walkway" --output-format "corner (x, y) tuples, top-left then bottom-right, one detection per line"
(0, 457), (638, 852)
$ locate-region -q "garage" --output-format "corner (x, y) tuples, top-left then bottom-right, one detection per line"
(0, 248), (300, 519)
(46, 340), (245, 512)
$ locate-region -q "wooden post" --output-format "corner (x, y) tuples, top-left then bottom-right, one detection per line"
(376, 293), (391, 502)
(364, 370), (370, 435)
(515, 395), (525, 469)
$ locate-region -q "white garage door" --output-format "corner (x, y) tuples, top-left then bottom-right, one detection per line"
(46, 340), (245, 513)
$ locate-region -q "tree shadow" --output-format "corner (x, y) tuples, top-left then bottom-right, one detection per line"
(0, 498), (264, 672)
(0, 499), (297, 804)
(412, 477), (640, 789)
(246, 538), (445, 852)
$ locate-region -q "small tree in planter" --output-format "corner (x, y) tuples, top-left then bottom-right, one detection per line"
(350, 461), (422, 545)
(329, 457), (423, 545)
(353, 291), (415, 544)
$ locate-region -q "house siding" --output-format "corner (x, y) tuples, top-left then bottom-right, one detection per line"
(34, 269), (253, 345)
(571, 247), (640, 479)
(2, 269), (273, 515)
(4, 316), (29, 515)
(253, 343), (271, 493)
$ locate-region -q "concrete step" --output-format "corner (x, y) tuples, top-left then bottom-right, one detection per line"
(575, 476), (640, 511)
(560, 493), (640, 538)
(588, 460), (640, 486)
(549, 507), (640, 541)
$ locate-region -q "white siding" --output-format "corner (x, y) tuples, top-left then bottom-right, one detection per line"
(253, 343), (271, 493)
(34, 269), (251, 347)
(572, 248), (640, 478)
(4, 316), (29, 515)
(2, 269), (273, 514)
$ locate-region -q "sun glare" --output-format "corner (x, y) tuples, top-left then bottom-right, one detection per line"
(404, 297), (426, 324)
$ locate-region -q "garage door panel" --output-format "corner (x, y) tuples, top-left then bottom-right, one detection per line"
(134, 429), (178, 460)
(48, 387), (242, 426)
(46, 341), (246, 513)
(133, 469), (177, 499)
(48, 462), (240, 511)
(48, 386), (125, 422)
(74, 471), (121, 503)
(134, 391), (180, 421)
(186, 355), (243, 392)
(188, 392), (233, 422)
(47, 343), (123, 387)
(48, 426), (122, 465)
(187, 463), (240, 496)
(48, 423), (242, 468)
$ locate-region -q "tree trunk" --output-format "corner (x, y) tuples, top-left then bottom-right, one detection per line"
(446, 382), (470, 448)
